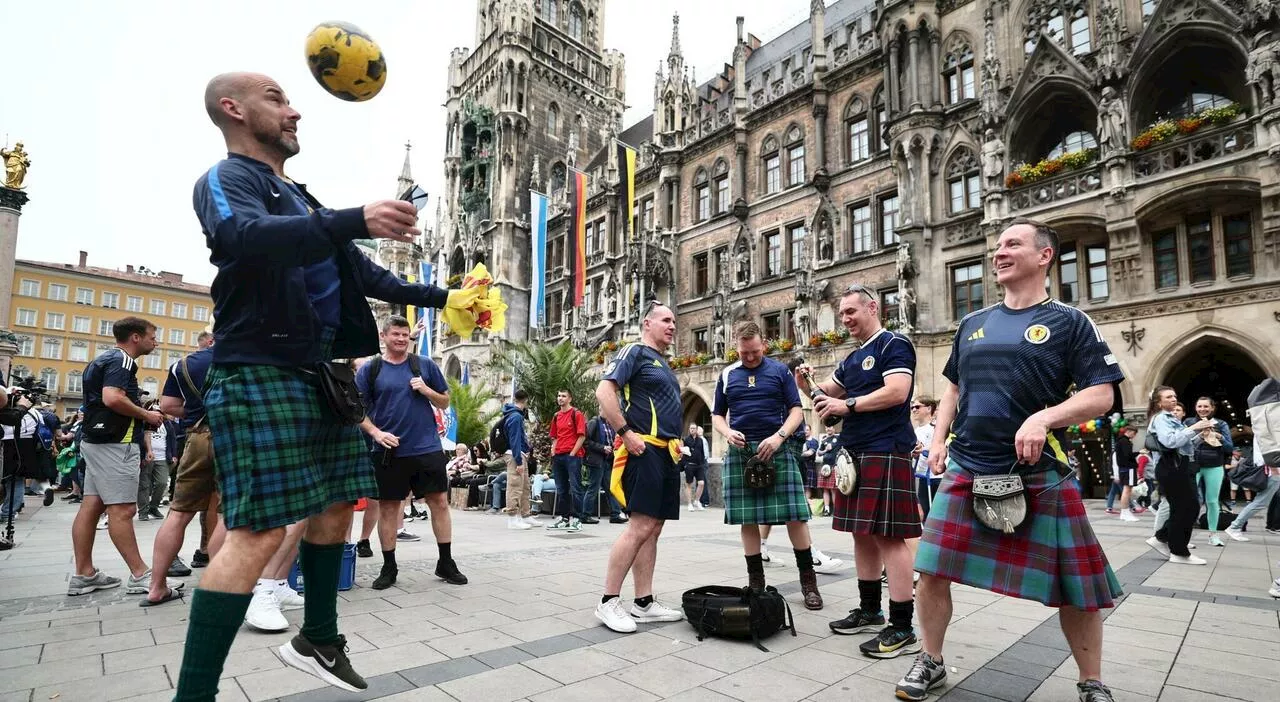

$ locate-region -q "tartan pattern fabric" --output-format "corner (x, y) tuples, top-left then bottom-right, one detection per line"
(831, 452), (922, 538)
(915, 461), (1123, 611)
(815, 466), (837, 490)
(205, 362), (375, 532)
(723, 441), (810, 525)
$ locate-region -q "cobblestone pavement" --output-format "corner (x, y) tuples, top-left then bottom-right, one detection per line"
(2, 495), (1279, 702)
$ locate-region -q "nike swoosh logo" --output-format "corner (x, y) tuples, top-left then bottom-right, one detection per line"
(270, 190), (281, 198)
(317, 652), (337, 667)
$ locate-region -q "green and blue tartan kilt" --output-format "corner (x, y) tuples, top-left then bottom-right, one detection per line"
(914, 459), (1123, 611)
(723, 441), (810, 526)
(205, 360), (375, 532)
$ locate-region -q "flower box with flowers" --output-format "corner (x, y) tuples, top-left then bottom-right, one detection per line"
(1130, 103), (1242, 151)
(1004, 149), (1097, 189)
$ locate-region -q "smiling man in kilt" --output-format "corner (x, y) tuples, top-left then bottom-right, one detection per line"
(797, 285), (922, 661)
(713, 322), (822, 609)
(897, 219), (1124, 702)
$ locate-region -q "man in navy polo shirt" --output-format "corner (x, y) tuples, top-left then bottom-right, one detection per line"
(357, 316), (465, 589)
(797, 285), (921, 659)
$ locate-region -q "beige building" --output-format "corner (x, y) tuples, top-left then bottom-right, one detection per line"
(444, 0), (1280, 490)
(8, 252), (212, 415)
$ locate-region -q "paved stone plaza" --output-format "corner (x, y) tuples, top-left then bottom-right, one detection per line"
(1, 499), (1278, 702)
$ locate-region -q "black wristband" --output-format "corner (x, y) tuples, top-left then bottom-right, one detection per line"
(616, 425), (632, 436)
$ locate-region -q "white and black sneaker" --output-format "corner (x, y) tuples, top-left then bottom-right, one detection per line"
(278, 633), (367, 692)
(895, 651), (947, 701)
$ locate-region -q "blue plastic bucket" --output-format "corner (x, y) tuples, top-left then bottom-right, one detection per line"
(286, 542), (358, 593)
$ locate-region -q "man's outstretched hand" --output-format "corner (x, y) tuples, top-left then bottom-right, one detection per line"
(364, 200), (420, 242)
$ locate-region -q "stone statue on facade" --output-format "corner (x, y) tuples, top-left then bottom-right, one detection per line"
(735, 245), (751, 286)
(1097, 87), (1127, 157)
(1, 142), (30, 189)
(713, 320), (727, 358)
(817, 215), (834, 262)
(1248, 32), (1280, 108)
(981, 130), (1005, 188)
(898, 284), (918, 332)
(793, 305), (812, 343)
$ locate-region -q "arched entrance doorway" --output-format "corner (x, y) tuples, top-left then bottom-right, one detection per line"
(1162, 338), (1266, 440)
(682, 391), (711, 436)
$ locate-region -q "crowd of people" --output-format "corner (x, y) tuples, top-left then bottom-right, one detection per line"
(4, 69), (1280, 702)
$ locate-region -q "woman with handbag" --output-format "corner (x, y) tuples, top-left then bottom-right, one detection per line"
(1146, 387), (1218, 564)
(1185, 397), (1234, 547)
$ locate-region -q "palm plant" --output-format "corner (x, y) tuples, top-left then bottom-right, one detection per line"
(488, 340), (599, 425)
(447, 377), (500, 448)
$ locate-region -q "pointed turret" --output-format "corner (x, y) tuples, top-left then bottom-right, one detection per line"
(397, 141), (414, 197)
(667, 13), (684, 78)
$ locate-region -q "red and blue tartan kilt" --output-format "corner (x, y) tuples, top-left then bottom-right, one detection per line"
(815, 464), (837, 491)
(831, 452), (922, 539)
(915, 460), (1123, 611)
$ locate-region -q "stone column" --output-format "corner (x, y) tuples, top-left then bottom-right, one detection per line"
(888, 40), (901, 114)
(908, 31), (922, 110)
(0, 187), (28, 383)
(929, 32), (942, 108)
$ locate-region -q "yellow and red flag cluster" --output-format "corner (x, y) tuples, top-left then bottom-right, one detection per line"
(442, 264), (508, 337)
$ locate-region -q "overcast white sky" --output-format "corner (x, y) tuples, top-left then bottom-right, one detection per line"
(1, 0), (818, 285)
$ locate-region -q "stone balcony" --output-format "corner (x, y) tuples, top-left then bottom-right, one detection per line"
(1008, 164), (1104, 212)
(1132, 120), (1256, 179)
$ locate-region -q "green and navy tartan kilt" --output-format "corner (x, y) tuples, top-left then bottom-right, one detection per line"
(914, 460), (1123, 611)
(723, 441), (810, 526)
(205, 360), (375, 532)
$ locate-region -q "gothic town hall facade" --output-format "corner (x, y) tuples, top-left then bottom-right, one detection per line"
(438, 0), (1280, 485)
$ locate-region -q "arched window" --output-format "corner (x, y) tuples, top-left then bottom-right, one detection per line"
(40, 368), (58, 393)
(1025, 0), (1091, 56)
(785, 125), (805, 187)
(547, 102), (559, 137)
(15, 334), (33, 356)
(713, 160), (731, 214)
(942, 37), (976, 104)
(845, 95), (870, 163)
(66, 370), (83, 395)
(69, 340), (89, 363)
(946, 148), (982, 214)
(872, 87), (888, 154)
(693, 169), (710, 222)
(10, 364), (30, 381)
(761, 136), (781, 195)
(1047, 130), (1097, 159)
(569, 3), (583, 41)
(542, 0), (558, 25)
(1168, 92), (1233, 119)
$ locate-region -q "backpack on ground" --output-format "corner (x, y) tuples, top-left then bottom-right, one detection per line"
(681, 585), (796, 652)
(490, 413), (511, 455)
(1248, 378), (1280, 467)
(1230, 455), (1270, 492)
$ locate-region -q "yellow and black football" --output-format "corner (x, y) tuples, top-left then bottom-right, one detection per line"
(304, 21), (387, 102)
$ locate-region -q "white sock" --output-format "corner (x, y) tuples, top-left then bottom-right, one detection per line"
(255, 578), (272, 592)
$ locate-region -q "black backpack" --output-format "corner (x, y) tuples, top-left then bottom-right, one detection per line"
(681, 585), (795, 652)
(1231, 455), (1270, 492)
(365, 355), (423, 411)
(490, 412), (511, 455)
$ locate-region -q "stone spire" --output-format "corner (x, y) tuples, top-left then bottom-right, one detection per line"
(667, 13), (683, 74)
(397, 141), (413, 197)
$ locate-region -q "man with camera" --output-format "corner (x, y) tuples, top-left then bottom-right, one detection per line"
(356, 315), (466, 591)
(69, 317), (177, 597)
(796, 285), (921, 660)
(713, 322), (822, 609)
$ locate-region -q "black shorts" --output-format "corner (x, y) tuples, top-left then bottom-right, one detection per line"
(622, 446), (681, 521)
(1113, 465), (1137, 487)
(684, 462), (707, 483)
(371, 450), (448, 501)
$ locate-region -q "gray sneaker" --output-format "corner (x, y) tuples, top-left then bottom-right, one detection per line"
(126, 569), (186, 595)
(895, 652), (947, 701)
(1077, 680), (1115, 702)
(68, 569), (122, 596)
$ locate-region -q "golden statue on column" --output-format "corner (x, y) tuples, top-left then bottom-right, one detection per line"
(2, 142), (31, 189)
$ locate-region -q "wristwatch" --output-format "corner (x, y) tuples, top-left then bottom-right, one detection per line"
(776, 429), (788, 439)
(616, 425), (632, 436)
(845, 397), (858, 412)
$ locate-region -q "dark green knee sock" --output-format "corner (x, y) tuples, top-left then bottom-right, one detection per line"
(299, 540), (344, 646)
(174, 589), (253, 701)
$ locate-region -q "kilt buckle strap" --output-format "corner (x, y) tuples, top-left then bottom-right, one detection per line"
(971, 473), (1026, 535)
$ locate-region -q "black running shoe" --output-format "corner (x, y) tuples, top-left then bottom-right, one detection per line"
(371, 568), (397, 590)
(859, 626), (922, 659)
(895, 652), (947, 701)
(356, 539), (373, 558)
(435, 559), (469, 585)
(829, 608), (885, 635)
(1077, 680), (1115, 702)
(278, 633), (367, 692)
(190, 550), (209, 568)
(43, 488), (55, 506)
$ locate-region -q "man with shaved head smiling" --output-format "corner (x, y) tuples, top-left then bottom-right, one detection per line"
(176, 73), (457, 698)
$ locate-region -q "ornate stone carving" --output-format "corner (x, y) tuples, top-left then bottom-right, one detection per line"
(1097, 87), (1128, 158)
(817, 213), (834, 262)
(1088, 285), (1280, 324)
(1094, 0), (1126, 83)
(981, 130), (1005, 188)
(942, 218), (984, 248)
(1247, 31), (1280, 108)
